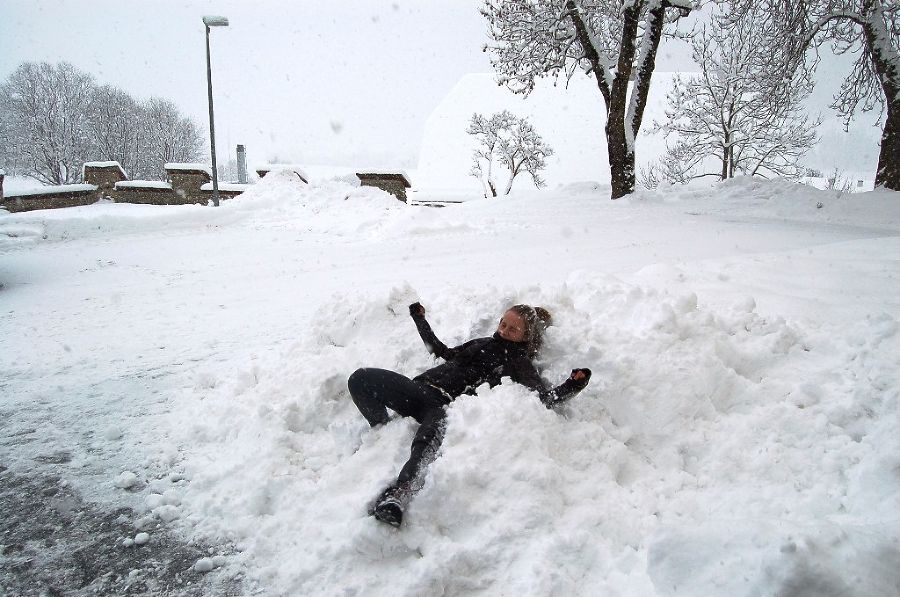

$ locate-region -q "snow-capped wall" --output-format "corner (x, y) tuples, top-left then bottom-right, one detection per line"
(416, 73), (676, 191)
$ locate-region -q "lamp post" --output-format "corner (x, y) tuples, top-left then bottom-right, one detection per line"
(203, 15), (228, 207)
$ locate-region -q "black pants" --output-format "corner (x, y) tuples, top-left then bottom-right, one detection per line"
(347, 367), (448, 487)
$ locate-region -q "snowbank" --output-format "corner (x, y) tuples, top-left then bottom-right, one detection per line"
(162, 275), (898, 595)
(642, 176), (900, 232)
(2, 172), (897, 596)
(0, 173), (406, 247)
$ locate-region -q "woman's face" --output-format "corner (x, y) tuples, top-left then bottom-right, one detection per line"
(497, 309), (527, 343)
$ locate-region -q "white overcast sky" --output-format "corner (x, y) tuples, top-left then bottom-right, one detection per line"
(0, 0), (882, 174)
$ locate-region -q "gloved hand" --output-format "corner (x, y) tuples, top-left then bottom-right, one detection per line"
(569, 368), (591, 389)
(409, 302), (425, 317)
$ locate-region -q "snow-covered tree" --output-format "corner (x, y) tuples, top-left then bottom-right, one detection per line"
(481, 0), (694, 199)
(467, 110), (554, 197)
(0, 61), (204, 184)
(86, 85), (144, 178)
(86, 92), (203, 180)
(0, 62), (96, 185)
(729, 0), (899, 191)
(645, 6), (820, 186)
(136, 98), (205, 180)
(468, 111), (514, 197)
(87, 92), (204, 181)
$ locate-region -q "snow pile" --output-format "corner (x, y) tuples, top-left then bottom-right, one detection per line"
(2, 173), (898, 596)
(221, 170), (427, 239)
(0, 174), (410, 248)
(165, 274), (898, 595)
(0, 201), (241, 247)
(645, 176), (900, 232)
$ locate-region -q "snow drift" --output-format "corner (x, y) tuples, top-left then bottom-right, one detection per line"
(1, 174), (897, 596)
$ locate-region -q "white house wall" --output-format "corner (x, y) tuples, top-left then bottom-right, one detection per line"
(416, 72), (678, 191)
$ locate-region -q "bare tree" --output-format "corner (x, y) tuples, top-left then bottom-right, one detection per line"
(220, 156), (240, 183)
(638, 143), (694, 189)
(86, 84), (143, 178)
(87, 91), (203, 181)
(136, 98), (205, 180)
(0, 61), (205, 184)
(468, 111), (514, 197)
(0, 94), (22, 176)
(468, 110), (554, 196)
(498, 116), (554, 194)
(481, 0), (693, 199)
(730, 0), (899, 191)
(647, 6), (821, 186)
(825, 167), (855, 193)
(0, 62), (95, 184)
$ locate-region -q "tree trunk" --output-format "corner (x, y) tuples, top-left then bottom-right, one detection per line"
(728, 145), (735, 179)
(875, 97), (899, 191)
(610, 149), (636, 199)
(485, 151), (498, 197)
(565, 0), (689, 198)
(478, 176), (491, 198)
(608, 119), (635, 200)
(567, 0), (637, 200)
(864, 8), (899, 191)
(721, 136), (729, 180)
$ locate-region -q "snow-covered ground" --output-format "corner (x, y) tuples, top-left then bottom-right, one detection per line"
(1, 173), (898, 596)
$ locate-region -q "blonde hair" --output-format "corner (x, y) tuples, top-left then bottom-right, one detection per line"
(509, 304), (553, 358)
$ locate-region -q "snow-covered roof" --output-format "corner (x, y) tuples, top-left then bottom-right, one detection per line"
(200, 182), (251, 192)
(165, 163), (212, 175)
(82, 161), (127, 178)
(4, 184), (98, 198)
(256, 164), (310, 181)
(356, 170), (412, 187)
(115, 180), (173, 190)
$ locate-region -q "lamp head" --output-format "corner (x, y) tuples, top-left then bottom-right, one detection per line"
(202, 15), (229, 27)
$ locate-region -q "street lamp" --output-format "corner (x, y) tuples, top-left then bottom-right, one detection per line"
(203, 15), (229, 207)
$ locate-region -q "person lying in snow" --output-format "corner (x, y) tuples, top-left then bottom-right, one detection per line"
(347, 301), (591, 527)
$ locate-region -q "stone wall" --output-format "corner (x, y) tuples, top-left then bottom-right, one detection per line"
(113, 186), (180, 205)
(165, 165), (211, 203)
(2, 186), (100, 213)
(1, 163), (417, 212)
(356, 172), (411, 202)
(83, 162), (127, 192)
(2, 162), (247, 213)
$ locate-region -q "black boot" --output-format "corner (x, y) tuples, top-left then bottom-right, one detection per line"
(369, 482), (411, 527)
(369, 409), (445, 528)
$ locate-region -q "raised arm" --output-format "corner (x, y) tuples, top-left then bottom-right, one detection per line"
(509, 357), (592, 408)
(409, 302), (458, 361)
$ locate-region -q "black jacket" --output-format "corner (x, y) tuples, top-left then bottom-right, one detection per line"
(410, 311), (587, 408)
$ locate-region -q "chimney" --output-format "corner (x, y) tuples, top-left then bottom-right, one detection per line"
(236, 144), (248, 184)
